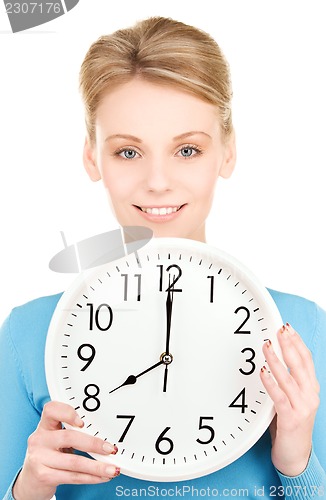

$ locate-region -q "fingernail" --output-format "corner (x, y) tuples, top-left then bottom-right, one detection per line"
(114, 467), (121, 477)
(261, 366), (270, 376)
(286, 322), (295, 334)
(280, 323), (294, 336)
(266, 339), (273, 352)
(103, 442), (118, 454)
(74, 416), (84, 427)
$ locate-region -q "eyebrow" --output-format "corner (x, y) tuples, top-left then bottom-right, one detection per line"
(105, 131), (212, 143)
(173, 131), (212, 141)
(105, 134), (142, 143)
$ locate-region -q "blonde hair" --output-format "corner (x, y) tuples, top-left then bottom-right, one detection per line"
(79, 16), (233, 144)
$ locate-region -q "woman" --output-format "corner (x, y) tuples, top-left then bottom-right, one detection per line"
(0, 16), (325, 500)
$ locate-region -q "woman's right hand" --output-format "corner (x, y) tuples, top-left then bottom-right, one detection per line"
(13, 401), (120, 500)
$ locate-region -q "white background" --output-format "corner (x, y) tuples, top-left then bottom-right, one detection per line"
(0, 0), (325, 325)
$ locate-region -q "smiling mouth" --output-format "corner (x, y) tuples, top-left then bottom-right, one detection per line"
(134, 205), (185, 215)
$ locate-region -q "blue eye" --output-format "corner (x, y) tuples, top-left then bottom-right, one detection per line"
(120, 149), (138, 159)
(180, 147), (193, 157)
(178, 146), (202, 158)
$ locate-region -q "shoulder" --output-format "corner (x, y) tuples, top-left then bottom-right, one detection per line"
(267, 288), (326, 352)
(10, 292), (63, 323)
(1, 292), (63, 359)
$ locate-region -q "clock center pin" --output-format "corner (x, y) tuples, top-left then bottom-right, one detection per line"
(161, 352), (173, 365)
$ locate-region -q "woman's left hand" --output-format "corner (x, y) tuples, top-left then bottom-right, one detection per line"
(260, 323), (320, 477)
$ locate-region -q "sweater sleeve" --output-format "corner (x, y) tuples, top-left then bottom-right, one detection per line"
(2, 471), (20, 500)
(277, 449), (325, 499)
(275, 302), (326, 499)
(0, 313), (41, 499)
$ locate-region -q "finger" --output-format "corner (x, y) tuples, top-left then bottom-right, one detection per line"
(46, 429), (118, 457)
(44, 449), (120, 480)
(260, 366), (293, 424)
(262, 339), (301, 402)
(29, 425), (118, 459)
(276, 327), (310, 391)
(278, 324), (319, 392)
(32, 462), (117, 487)
(39, 401), (83, 431)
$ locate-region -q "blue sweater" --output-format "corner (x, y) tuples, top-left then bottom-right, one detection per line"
(0, 289), (325, 499)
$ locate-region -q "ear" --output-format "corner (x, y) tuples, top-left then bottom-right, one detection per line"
(220, 130), (236, 179)
(83, 136), (102, 181)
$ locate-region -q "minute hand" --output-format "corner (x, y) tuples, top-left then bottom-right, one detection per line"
(163, 287), (174, 393)
(109, 360), (164, 394)
(165, 287), (174, 355)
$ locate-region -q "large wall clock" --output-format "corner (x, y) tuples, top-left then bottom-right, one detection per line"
(45, 237), (283, 482)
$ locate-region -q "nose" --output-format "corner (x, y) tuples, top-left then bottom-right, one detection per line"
(145, 157), (174, 193)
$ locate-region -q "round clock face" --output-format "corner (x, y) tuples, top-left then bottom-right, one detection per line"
(45, 238), (283, 482)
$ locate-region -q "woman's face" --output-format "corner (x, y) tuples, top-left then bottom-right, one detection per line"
(83, 79), (236, 242)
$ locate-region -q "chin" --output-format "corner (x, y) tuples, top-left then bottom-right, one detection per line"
(152, 229), (199, 241)
(149, 226), (186, 239)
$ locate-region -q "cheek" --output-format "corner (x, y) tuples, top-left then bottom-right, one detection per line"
(101, 170), (130, 200)
(191, 168), (218, 200)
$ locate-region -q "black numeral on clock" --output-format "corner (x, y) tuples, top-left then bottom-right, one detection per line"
(234, 306), (251, 334)
(87, 303), (113, 331)
(196, 416), (215, 444)
(155, 427), (174, 455)
(207, 276), (214, 303)
(77, 343), (96, 371)
(157, 264), (182, 292)
(228, 388), (248, 413)
(121, 274), (141, 301)
(116, 415), (135, 442)
(239, 347), (256, 375)
(82, 384), (101, 412)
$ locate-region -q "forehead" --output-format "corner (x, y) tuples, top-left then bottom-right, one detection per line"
(95, 79), (221, 141)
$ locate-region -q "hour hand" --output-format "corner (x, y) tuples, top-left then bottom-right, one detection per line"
(109, 359), (163, 394)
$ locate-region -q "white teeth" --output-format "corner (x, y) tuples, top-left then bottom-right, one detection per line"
(140, 206), (181, 215)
